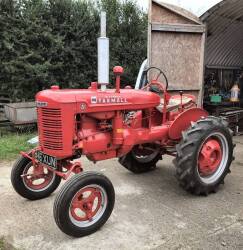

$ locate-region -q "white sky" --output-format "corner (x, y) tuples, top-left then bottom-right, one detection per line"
(137, 0), (222, 16)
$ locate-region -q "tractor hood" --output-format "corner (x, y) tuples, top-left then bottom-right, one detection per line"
(36, 87), (161, 113)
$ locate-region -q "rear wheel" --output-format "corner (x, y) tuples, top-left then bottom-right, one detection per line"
(174, 117), (234, 195)
(11, 155), (61, 200)
(118, 144), (161, 173)
(53, 172), (115, 237)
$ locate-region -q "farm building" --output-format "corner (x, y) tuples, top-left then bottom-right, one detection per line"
(148, 0), (243, 134)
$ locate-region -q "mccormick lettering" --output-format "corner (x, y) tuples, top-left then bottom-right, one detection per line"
(91, 96), (128, 104)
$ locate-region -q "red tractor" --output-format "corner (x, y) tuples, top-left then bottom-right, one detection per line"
(11, 66), (234, 237)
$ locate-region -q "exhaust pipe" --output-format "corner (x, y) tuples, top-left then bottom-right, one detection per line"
(98, 11), (109, 91)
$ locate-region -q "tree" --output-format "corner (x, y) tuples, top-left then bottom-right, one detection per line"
(0, 0), (147, 101)
(0, 0), (64, 100)
(99, 0), (147, 87)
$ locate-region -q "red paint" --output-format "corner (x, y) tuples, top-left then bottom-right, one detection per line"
(113, 66), (124, 75)
(21, 65), (209, 181)
(51, 85), (60, 90)
(90, 82), (98, 90)
(113, 111), (123, 145)
(198, 138), (223, 176)
(70, 187), (102, 222)
(21, 151), (83, 180)
(168, 108), (208, 140)
(22, 163), (54, 190)
(113, 66), (124, 93)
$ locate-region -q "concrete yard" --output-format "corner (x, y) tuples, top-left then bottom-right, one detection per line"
(0, 138), (243, 250)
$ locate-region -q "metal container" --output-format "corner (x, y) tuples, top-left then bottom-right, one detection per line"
(4, 102), (37, 125)
(210, 95), (222, 103)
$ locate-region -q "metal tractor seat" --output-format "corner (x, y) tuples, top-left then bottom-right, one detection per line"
(157, 94), (195, 112)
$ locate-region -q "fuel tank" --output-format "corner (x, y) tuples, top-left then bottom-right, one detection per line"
(36, 87), (161, 113)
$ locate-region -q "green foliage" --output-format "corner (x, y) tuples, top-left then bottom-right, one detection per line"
(0, 236), (17, 250)
(0, 238), (3, 250)
(0, 131), (35, 160)
(0, 0), (147, 101)
(100, 0), (147, 86)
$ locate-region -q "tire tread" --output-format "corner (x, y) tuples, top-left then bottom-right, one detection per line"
(174, 116), (234, 195)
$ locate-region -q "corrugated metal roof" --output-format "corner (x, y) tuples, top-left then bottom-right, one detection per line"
(201, 0), (243, 68)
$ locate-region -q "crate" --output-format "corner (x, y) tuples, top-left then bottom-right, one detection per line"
(4, 102), (37, 125)
(210, 95), (222, 103)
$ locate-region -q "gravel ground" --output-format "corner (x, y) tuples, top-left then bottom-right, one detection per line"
(0, 138), (243, 250)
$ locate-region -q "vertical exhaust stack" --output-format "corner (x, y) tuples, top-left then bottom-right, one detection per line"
(98, 11), (109, 91)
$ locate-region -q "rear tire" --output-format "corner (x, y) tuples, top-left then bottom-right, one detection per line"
(119, 144), (161, 174)
(174, 117), (234, 195)
(11, 155), (61, 200)
(53, 172), (115, 237)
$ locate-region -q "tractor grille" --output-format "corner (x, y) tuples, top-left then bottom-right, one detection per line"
(38, 108), (63, 150)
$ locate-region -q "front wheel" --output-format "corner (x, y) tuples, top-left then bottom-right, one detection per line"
(174, 117), (234, 195)
(53, 172), (115, 237)
(11, 155), (61, 200)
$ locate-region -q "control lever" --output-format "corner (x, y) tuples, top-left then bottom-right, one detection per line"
(180, 91), (184, 111)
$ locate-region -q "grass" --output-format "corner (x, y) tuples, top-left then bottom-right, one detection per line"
(0, 237), (16, 250)
(0, 238), (4, 250)
(0, 129), (36, 161)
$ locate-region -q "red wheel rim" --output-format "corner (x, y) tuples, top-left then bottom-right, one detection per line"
(23, 163), (55, 191)
(198, 138), (223, 177)
(70, 187), (103, 222)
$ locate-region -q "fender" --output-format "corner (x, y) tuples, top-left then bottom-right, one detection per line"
(168, 108), (208, 140)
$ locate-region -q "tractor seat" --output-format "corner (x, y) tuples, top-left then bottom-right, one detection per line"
(156, 94), (195, 113)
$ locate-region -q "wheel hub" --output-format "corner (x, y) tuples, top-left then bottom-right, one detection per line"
(70, 187), (102, 222)
(198, 138), (222, 176)
(22, 163), (54, 191)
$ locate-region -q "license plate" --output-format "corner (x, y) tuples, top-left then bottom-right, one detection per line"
(34, 151), (57, 169)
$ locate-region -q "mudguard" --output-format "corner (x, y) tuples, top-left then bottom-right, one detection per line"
(168, 108), (208, 140)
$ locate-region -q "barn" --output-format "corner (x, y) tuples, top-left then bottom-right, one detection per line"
(148, 0), (243, 134)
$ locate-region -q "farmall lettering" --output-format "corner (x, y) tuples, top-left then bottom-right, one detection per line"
(91, 96), (128, 104)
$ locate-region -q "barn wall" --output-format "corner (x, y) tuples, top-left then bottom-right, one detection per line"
(151, 32), (202, 90)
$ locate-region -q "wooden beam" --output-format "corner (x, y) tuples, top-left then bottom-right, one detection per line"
(152, 23), (206, 33)
(148, 0), (152, 67)
(198, 30), (207, 107)
(168, 87), (201, 91)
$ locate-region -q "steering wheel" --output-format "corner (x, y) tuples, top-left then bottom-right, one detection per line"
(144, 67), (169, 91)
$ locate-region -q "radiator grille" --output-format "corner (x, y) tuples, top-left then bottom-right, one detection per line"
(38, 108), (63, 150)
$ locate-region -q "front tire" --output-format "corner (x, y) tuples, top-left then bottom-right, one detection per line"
(53, 172), (115, 237)
(174, 117), (234, 195)
(11, 155), (61, 200)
